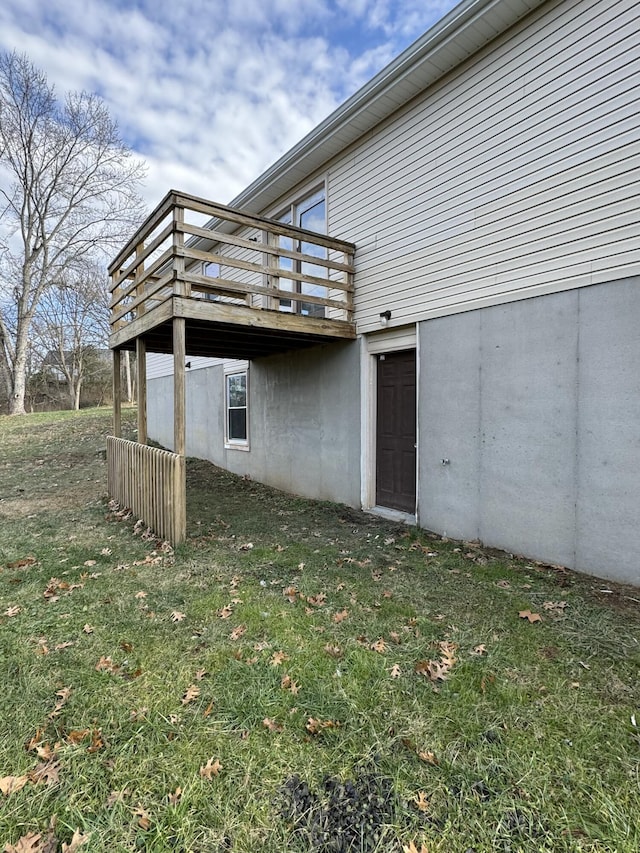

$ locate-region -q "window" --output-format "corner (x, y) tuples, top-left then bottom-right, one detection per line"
(225, 370), (248, 448)
(277, 186), (327, 318)
(202, 261), (220, 302)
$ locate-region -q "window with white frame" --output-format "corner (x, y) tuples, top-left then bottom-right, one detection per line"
(225, 369), (248, 447)
(277, 185), (327, 317)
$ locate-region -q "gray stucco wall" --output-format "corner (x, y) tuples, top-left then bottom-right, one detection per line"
(418, 277), (640, 584)
(147, 340), (361, 508)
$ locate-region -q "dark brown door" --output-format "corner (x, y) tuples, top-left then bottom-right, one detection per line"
(376, 350), (416, 512)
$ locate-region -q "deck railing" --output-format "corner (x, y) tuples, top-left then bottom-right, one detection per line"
(107, 436), (186, 545)
(108, 190), (355, 339)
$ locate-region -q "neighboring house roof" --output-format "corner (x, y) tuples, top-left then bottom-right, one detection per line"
(228, 0), (547, 217)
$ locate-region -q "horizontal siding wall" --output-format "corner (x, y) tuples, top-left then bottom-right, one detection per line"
(325, 0), (640, 332)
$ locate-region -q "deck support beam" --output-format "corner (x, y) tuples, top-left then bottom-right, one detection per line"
(113, 349), (122, 437)
(136, 338), (147, 445)
(173, 318), (186, 457)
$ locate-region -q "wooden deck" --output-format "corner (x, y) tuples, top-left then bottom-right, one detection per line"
(108, 190), (356, 359)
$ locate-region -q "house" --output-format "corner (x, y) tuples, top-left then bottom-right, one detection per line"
(108, 0), (640, 585)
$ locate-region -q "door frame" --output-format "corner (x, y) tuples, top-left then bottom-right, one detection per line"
(360, 324), (419, 518)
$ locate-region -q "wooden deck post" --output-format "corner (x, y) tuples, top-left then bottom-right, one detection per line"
(173, 318), (186, 457)
(136, 338), (147, 445)
(113, 349), (122, 437)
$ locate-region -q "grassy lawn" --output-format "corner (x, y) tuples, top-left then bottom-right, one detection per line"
(1, 408), (639, 852)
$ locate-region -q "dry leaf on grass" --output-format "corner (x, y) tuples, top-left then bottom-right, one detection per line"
(4, 605), (21, 617)
(218, 605), (233, 619)
(200, 757), (223, 779)
(170, 611), (186, 622)
(230, 624), (246, 640)
(133, 804), (152, 831)
(4, 830), (55, 853)
(262, 718), (283, 733)
(417, 750), (438, 765)
(61, 829), (90, 852)
(270, 650), (289, 666)
(181, 685), (200, 705)
(167, 787), (182, 806)
(390, 664), (402, 678)
(471, 644), (487, 656)
(519, 609), (542, 624)
(6, 556), (36, 569)
(0, 775), (29, 795)
(412, 791), (430, 812)
(403, 841), (429, 853)
(280, 674), (301, 694)
(305, 717), (340, 735)
(324, 644), (343, 658)
(333, 609), (349, 623)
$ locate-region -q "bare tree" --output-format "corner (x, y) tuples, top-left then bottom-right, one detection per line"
(32, 263), (110, 410)
(0, 51), (146, 415)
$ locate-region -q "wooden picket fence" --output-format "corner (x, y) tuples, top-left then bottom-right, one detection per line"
(106, 436), (186, 544)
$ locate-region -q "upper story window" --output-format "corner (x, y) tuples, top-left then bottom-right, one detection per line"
(277, 186), (327, 318)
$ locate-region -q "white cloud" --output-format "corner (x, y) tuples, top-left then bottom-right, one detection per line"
(0, 0), (458, 208)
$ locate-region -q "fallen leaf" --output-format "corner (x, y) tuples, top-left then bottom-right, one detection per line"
(218, 605), (233, 619)
(134, 591), (147, 599)
(519, 609), (542, 624)
(95, 656), (119, 673)
(305, 717), (339, 735)
(238, 542), (253, 551)
(262, 718), (283, 733)
(412, 791), (430, 812)
(83, 560), (97, 567)
(66, 729), (90, 745)
(0, 775), (29, 795)
(29, 761), (60, 785)
(171, 611), (186, 622)
(230, 624), (246, 641)
(496, 580), (512, 589)
(417, 750), (438, 765)
(370, 638), (387, 654)
(280, 674), (301, 694)
(133, 804), (152, 830)
(324, 644), (343, 658)
(82, 624), (94, 634)
(181, 685), (200, 705)
(6, 556), (36, 569)
(282, 586), (298, 603)
(119, 641), (133, 652)
(35, 743), (56, 760)
(4, 831), (52, 853)
(106, 789), (129, 807)
(49, 687), (71, 718)
(4, 605), (21, 617)
(61, 829), (90, 852)
(167, 787), (182, 806)
(543, 600), (568, 617)
(195, 668), (207, 681)
(54, 641), (74, 651)
(403, 841), (429, 853)
(333, 609), (349, 623)
(471, 644), (487, 656)
(200, 757), (223, 779)
(202, 700), (214, 718)
(270, 650), (289, 666)
(390, 664), (402, 678)
(87, 730), (104, 753)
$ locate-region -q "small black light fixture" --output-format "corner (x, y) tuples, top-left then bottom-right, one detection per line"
(379, 310), (392, 325)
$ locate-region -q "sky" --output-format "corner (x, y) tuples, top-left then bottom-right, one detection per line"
(0, 0), (459, 209)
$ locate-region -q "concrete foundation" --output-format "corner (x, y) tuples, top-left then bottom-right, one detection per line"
(147, 340), (361, 508)
(418, 277), (640, 584)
